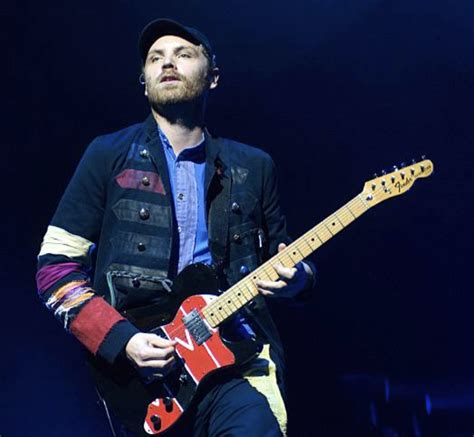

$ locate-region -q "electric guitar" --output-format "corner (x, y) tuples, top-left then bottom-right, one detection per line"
(89, 159), (434, 436)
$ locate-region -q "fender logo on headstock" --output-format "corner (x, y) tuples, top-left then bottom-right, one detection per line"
(395, 176), (413, 193)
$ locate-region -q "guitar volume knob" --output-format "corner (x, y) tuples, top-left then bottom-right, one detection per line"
(150, 414), (161, 430)
(164, 397), (173, 412)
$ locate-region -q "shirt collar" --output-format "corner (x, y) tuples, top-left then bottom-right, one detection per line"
(158, 125), (205, 162)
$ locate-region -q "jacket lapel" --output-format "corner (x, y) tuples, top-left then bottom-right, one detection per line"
(205, 132), (232, 267)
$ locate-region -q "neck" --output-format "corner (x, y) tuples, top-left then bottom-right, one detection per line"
(151, 102), (205, 155)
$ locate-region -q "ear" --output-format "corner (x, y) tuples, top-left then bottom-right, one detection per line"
(209, 67), (220, 90)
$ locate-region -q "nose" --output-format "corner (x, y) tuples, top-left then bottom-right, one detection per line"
(162, 55), (176, 70)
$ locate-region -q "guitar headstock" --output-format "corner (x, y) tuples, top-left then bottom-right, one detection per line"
(361, 158), (434, 207)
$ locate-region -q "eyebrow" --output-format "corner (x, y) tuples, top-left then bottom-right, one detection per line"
(148, 45), (199, 57)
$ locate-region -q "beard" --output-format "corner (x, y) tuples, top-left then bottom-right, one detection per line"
(146, 71), (210, 108)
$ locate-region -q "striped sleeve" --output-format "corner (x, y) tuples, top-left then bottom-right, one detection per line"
(36, 139), (139, 364)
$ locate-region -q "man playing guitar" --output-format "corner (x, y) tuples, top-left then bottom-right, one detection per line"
(36, 18), (315, 436)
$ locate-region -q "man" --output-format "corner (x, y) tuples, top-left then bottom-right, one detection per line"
(36, 18), (316, 436)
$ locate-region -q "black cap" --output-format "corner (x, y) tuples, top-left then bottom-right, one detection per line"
(138, 18), (215, 65)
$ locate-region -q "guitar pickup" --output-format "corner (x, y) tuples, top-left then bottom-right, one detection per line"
(182, 309), (212, 345)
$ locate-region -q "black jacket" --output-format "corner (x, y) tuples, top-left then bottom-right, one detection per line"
(37, 115), (315, 390)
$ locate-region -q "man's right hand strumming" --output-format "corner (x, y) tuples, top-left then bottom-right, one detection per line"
(125, 333), (177, 379)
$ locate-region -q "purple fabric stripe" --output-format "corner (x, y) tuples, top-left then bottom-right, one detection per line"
(36, 263), (84, 295)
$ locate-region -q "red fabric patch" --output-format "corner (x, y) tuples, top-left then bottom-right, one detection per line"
(115, 169), (166, 195)
(70, 297), (124, 355)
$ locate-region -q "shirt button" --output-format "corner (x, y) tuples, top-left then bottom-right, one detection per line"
(139, 208), (150, 220)
(141, 176), (150, 186)
(137, 242), (146, 252)
(231, 202), (240, 212)
(233, 234), (240, 242)
(177, 226), (182, 233)
(139, 149), (149, 159)
(177, 193), (184, 200)
(132, 278), (141, 288)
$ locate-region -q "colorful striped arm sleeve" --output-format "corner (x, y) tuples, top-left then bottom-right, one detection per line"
(37, 225), (139, 363)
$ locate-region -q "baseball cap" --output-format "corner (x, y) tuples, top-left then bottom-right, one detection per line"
(138, 18), (215, 65)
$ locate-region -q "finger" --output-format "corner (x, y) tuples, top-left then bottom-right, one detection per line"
(278, 243), (287, 252)
(258, 288), (275, 297)
(256, 279), (288, 290)
(146, 334), (176, 348)
(274, 264), (297, 279)
(136, 355), (176, 369)
(142, 346), (176, 361)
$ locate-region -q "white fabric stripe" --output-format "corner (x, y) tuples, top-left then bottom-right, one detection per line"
(38, 225), (95, 259)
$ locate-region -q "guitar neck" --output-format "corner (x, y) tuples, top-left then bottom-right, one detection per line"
(203, 192), (372, 328)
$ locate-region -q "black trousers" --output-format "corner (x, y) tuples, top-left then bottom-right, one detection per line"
(104, 377), (284, 437)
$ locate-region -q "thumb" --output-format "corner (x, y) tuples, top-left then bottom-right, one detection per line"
(278, 243), (287, 252)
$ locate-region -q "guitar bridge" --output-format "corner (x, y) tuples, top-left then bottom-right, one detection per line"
(182, 309), (212, 345)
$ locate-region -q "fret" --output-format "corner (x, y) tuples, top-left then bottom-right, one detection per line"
(334, 210), (350, 227)
(344, 204), (357, 220)
(233, 287), (248, 304)
(303, 237), (320, 250)
(316, 225), (332, 242)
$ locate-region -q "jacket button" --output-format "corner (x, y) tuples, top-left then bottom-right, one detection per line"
(137, 242), (146, 252)
(239, 265), (249, 275)
(132, 278), (141, 288)
(139, 208), (150, 220)
(233, 234), (240, 242)
(142, 176), (150, 186)
(231, 202), (240, 212)
(139, 149), (149, 159)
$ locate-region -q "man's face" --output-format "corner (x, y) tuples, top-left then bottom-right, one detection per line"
(143, 35), (217, 106)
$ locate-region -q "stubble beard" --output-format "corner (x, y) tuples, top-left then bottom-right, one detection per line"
(146, 72), (209, 109)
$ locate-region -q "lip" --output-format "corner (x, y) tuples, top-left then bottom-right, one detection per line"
(160, 76), (181, 83)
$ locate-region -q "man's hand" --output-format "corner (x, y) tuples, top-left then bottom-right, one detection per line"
(125, 333), (176, 379)
(256, 243), (313, 298)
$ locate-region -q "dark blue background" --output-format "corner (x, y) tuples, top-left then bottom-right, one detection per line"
(3, 0), (474, 435)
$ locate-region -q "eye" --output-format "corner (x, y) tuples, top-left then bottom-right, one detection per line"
(178, 53), (192, 59)
(149, 55), (162, 63)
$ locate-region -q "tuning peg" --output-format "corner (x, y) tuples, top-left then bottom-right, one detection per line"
(373, 173), (378, 178)
(392, 165), (398, 172)
(381, 170), (387, 176)
(411, 158), (416, 164)
(421, 154), (426, 160)
(400, 162), (406, 168)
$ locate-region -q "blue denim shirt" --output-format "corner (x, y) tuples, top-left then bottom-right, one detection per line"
(158, 127), (213, 274)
